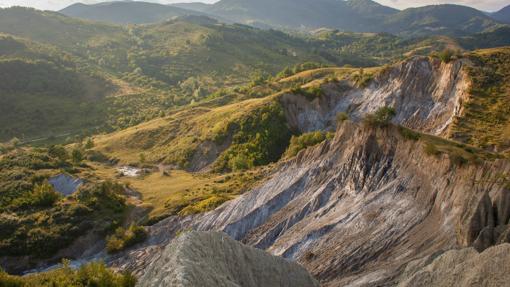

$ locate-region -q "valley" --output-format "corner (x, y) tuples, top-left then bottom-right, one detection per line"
(1, 1), (510, 286)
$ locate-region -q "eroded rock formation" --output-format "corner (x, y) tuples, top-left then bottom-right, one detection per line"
(281, 56), (469, 136)
(137, 231), (319, 287)
(111, 57), (510, 286)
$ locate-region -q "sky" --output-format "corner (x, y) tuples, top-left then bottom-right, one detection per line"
(0, 0), (508, 12)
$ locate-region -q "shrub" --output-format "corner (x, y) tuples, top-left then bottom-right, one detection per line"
(291, 86), (324, 101)
(71, 148), (84, 164)
(449, 153), (468, 167)
(31, 182), (61, 207)
(48, 145), (68, 162)
(84, 138), (95, 149)
(0, 261), (136, 287)
(398, 126), (421, 141)
(363, 106), (396, 127)
(424, 143), (441, 157)
(86, 150), (110, 163)
(106, 224), (148, 254)
(178, 195), (230, 216)
(336, 112), (349, 124)
(284, 131), (328, 159)
(11, 182), (61, 209)
(438, 49), (454, 63)
(353, 68), (374, 88)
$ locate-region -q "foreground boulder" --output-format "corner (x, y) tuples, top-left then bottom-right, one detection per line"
(137, 231), (319, 287)
(397, 244), (510, 287)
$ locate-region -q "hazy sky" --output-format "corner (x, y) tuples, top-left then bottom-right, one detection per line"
(0, 0), (508, 12)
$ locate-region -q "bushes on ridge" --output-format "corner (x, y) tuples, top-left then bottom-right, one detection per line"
(284, 131), (333, 159)
(363, 106), (396, 127)
(0, 261), (136, 287)
(214, 102), (292, 172)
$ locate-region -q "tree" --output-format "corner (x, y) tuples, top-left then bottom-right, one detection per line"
(84, 138), (94, 149)
(437, 49), (457, 63)
(363, 106), (396, 127)
(72, 149), (84, 164)
(48, 145), (68, 161)
(32, 182), (61, 207)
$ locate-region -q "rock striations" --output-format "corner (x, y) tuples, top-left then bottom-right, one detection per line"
(397, 244), (510, 287)
(281, 57), (469, 136)
(116, 122), (510, 286)
(137, 231), (319, 287)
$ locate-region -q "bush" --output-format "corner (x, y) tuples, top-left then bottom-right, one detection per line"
(284, 131), (329, 159)
(48, 145), (68, 162)
(449, 153), (468, 167)
(438, 49), (454, 63)
(291, 86), (324, 101)
(11, 182), (61, 209)
(71, 148), (83, 164)
(86, 150), (110, 163)
(398, 126), (421, 141)
(424, 143), (441, 157)
(353, 68), (374, 88)
(363, 106), (396, 127)
(336, 112), (349, 124)
(84, 138), (95, 150)
(31, 182), (61, 207)
(106, 224), (148, 254)
(0, 261), (136, 287)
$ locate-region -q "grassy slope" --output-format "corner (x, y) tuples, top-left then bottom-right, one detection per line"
(449, 47), (510, 152)
(88, 67), (365, 221)
(0, 8), (340, 141)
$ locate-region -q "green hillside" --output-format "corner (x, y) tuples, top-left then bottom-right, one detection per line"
(0, 34), (114, 141)
(0, 6), (508, 143)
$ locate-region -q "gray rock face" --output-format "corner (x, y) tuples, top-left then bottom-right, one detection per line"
(48, 174), (83, 196)
(281, 57), (469, 137)
(137, 231), (319, 287)
(397, 244), (510, 287)
(190, 123), (509, 286)
(115, 122), (510, 286)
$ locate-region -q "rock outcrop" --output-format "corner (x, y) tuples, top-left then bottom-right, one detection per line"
(114, 122), (510, 286)
(397, 244), (510, 287)
(48, 174), (83, 196)
(137, 231), (319, 287)
(281, 57), (469, 137)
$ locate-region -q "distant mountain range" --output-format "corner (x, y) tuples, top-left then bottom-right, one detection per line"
(60, 1), (206, 24)
(492, 5), (510, 23)
(59, 0), (510, 37)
